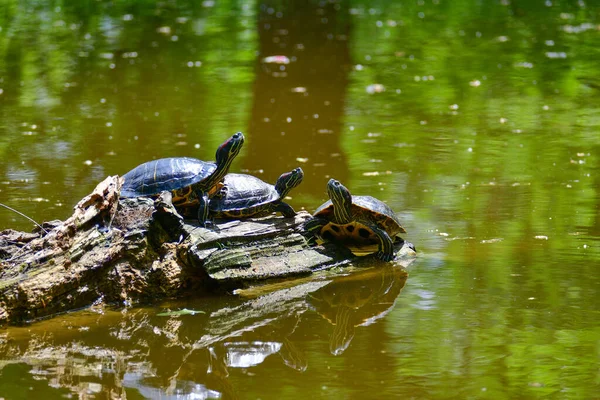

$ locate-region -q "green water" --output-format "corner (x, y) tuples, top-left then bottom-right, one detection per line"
(1, 0), (599, 399)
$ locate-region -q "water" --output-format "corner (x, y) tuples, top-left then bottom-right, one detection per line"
(1, 1), (599, 398)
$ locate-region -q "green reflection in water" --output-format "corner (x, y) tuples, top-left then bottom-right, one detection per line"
(0, 0), (600, 399)
(0, 264), (410, 399)
(0, 0), (256, 230)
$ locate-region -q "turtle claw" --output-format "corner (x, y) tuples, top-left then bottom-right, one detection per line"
(375, 251), (395, 262)
(405, 242), (416, 252)
(305, 234), (318, 246)
(200, 220), (214, 229)
(199, 219), (221, 232)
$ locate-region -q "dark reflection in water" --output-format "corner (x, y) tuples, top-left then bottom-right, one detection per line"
(0, 265), (410, 399)
(247, 1), (351, 201)
(308, 264), (407, 355)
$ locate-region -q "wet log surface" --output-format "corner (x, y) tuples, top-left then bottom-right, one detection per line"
(0, 176), (416, 326)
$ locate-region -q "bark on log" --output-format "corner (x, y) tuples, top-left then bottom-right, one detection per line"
(0, 176), (416, 326)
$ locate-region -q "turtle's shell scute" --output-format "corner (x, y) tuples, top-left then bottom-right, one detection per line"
(121, 157), (216, 197)
(210, 173), (279, 212)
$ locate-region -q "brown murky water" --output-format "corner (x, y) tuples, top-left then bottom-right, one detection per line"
(1, 1), (599, 398)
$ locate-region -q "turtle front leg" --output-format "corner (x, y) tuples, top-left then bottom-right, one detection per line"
(367, 224), (395, 261)
(303, 217), (328, 245)
(273, 202), (297, 218)
(197, 191), (213, 228)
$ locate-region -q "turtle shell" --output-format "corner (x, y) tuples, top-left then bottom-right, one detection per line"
(209, 173), (279, 215)
(120, 157), (217, 200)
(313, 195), (405, 245)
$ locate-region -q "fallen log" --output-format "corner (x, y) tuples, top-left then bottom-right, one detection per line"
(0, 176), (416, 326)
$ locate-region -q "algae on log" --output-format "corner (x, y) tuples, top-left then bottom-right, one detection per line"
(0, 176), (416, 326)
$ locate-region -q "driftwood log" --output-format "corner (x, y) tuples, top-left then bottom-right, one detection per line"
(0, 176), (416, 326)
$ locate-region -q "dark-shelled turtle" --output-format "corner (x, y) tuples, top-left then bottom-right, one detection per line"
(209, 167), (304, 218)
(304, 178), (407, 261)
(120, 132), (244, 226)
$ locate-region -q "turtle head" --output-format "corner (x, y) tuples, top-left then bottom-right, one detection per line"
(215, 132), (245, 167)
(275, 167), (304, 197)
(327, 179), (352, 224)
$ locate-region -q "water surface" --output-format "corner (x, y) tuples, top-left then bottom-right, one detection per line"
(1, 1), (599, 398)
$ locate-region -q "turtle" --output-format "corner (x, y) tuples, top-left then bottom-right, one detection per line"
(304, 178), (407, 261)
(120, 132), (244, 226)
(209, 167), (304, 219)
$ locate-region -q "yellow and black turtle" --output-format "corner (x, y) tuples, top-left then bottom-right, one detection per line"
(120, 132), (244, 227)
(209, 167), (303, 219)
(305, 178), (407, 261)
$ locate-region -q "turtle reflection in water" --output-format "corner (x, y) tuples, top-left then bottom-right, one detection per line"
(308, 265), (408, 355)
